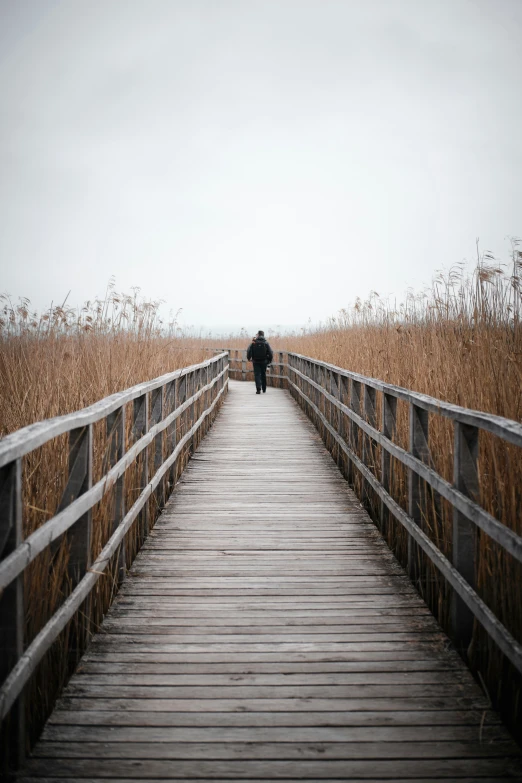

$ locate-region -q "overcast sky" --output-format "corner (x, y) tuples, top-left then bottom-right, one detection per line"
(1, 0), (521, 331)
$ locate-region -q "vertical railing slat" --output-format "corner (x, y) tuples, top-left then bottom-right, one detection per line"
(151, 386), (165, 512)
(363, 384), (377, 508)
(106, 406), (126, 583)
(60, 425), (93, 585)
(408, 404), (430, 584)
(451, 421), (479, 655)
(380, 393), (397, 538)
(132, 393), (149, 541)
(165, 379), (177, 492)
(349, 380), (361, 485)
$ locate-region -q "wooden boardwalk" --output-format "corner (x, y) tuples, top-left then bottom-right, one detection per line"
(21, 381), (521, 781)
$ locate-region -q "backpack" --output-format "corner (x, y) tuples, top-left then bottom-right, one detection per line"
(251, 339), (268, 361)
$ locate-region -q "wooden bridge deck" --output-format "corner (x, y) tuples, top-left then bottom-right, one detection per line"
(21, 380), (521, 781)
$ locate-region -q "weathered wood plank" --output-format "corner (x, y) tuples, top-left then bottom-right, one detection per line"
(31, 740), (521, 759)
(40, 723), (509, 743)
(75, 660), (467, 674)
(61, 683), (477, 700)
(45, 708), (501, 727)
(17, 777), (519, 783)
(69, 672), (475, 686)
(20, 757), (522, 778)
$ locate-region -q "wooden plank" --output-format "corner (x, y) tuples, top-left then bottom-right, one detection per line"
(17, 777), (519, 783)
(31, 740), (521, 759)
(45, 708), (501, 727)
(75, 660), (466, 674)
(20, 757), (522, 778)
(52, 695), (491, 712)
(40, 724), (509, 743)
(61, 683), (477, 700)
(15, 772), (516, 783)
(69, 672), (475, 686)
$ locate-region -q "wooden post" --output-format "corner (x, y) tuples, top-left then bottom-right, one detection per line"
(151, 386), (164, 512)
(204, 364), (210, 414)
(308, 361), (314, 414)
(106, 407), (126, 583)
(241, 350), (247, 382)
(132, 393), (149, 542)
(315, 364), (322, 428)
(165, 379), (177, 492)
(318, 366), (328, 418)
(0, 458), (25, 769)
(323, 368), (331, 449)
(338, 375), (349, 478)
(178, 375), (186, 443)
(60, 425), (93, 586)
(380, 393), (397, 538)
(363, 384), (377, 508)
(330, 372), (339, 447)
(451, 422), (479, 655)
(55, 424), (93, 661)
(349, 380), (361, 485)
(190, 370), (197, 453)
(408, 403), (429, 584)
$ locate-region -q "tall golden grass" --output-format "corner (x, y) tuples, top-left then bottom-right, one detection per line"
(0, 281), (206, 436)
(279, 242), (522, 738)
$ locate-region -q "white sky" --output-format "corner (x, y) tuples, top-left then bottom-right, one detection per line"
(1, 0), (521, 331)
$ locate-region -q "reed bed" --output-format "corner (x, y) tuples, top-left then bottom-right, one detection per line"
(0, 285), (213, 760)
(279, 244), (522, 738)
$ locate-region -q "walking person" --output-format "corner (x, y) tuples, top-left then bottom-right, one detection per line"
(247, 330), (274, 394)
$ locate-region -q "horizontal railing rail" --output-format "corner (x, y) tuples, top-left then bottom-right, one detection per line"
(285, 352), (522, 679)
(0, 353), (228, 767)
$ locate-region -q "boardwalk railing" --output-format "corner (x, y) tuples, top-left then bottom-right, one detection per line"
(0, 353), (228, 767)
(224, 349), (522, 702)
(285, 354), (522, 688)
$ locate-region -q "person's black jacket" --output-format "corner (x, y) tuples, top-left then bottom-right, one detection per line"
(247, 336), (273, 364)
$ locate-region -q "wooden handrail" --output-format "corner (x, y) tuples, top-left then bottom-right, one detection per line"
(0, 356), (226, 467)
(288, 364), (522, 563)
(0, 353), (228, 766)
(284, 352), (522, 680)
(288, 352), (522, 447)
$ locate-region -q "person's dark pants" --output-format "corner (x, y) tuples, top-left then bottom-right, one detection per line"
(253, 362), (267, 392)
